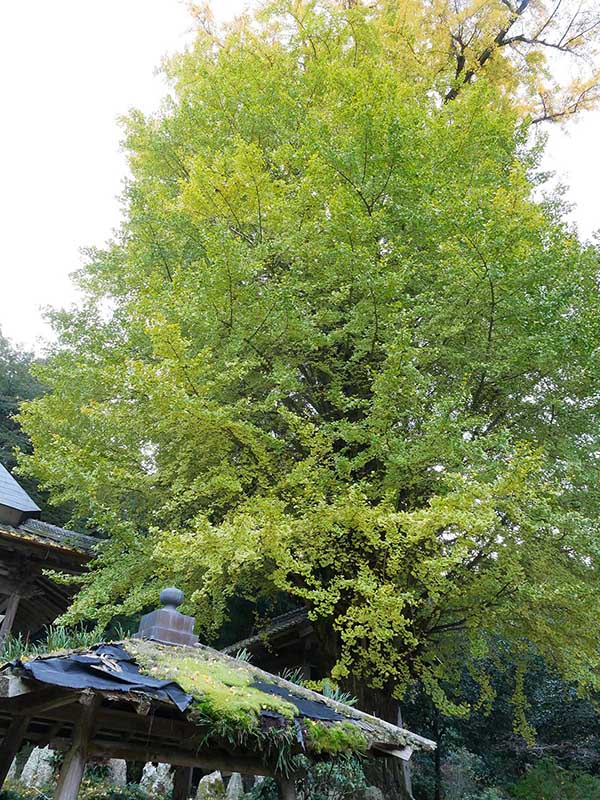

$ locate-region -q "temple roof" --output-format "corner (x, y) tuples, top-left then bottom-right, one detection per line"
(0, 518), (96, 636)
(223, 608), (311, 656)
(16, 518), (97, 556)
(1, 637), (435, 770)
(0, 463), (40, 515)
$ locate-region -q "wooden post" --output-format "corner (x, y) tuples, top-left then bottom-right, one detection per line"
(172, 766), (193, 800)
(54, 695), (99, 800)
(0, 594), (21, 644)
(0, 716), (29, 789)
(277, 776), (297, 800)
(397, 705), (414, 799)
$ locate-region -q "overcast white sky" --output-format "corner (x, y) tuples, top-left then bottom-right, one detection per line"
(1, 1), (599, 352)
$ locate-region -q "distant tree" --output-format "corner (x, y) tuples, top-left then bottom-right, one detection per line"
(0, 329), (70, 524)
(406, 641), (600, 797)
(0, 329), (41, 472)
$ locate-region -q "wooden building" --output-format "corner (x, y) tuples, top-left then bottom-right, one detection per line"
(0, 588), (435, 800)
(223, 608), (319, 677)
(0, 463), (96, 644)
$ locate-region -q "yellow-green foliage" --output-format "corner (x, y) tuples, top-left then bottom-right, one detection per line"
(20, 0), (600, 720)
(304, 720), (368, 756)
(127, 640), (297, 728)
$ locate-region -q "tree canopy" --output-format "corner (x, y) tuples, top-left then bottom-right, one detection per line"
(0, 329), (47, 502)
(19, 0), (600, 712)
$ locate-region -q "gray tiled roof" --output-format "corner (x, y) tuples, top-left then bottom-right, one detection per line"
(222, 607), (311, 654)
(20, 519), (97, 555)
(0, 462), (40, 513)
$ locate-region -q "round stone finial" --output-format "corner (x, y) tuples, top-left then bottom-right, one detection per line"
(160, 587), (184, 609)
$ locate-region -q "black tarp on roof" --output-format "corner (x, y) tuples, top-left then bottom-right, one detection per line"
(15, 644), (192, 711)
(250, 680), (344, 722)
(15, 644), (344, 722)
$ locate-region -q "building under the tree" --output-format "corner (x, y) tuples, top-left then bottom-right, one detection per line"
(0, 463), (95, 644)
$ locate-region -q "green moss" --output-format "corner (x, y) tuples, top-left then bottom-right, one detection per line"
(304, 720), (368, 756)
(126, 639), (298, 729)
(125, 640), (370, 764)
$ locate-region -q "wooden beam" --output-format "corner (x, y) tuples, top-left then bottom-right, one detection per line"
(0, 697), (192, 746)
(0, 716), (29, 789)
(0, 594), (20, 644)
(0, 577), (38, 599)
(172, 766), (193, 800)
(89, 741), (275, 777)
(2, 684), (78, 716)
(93, 705), (190, 740)
(53, 695), (99, 800)
(38, 721), (63, 748)
(373, 745), (413, 761)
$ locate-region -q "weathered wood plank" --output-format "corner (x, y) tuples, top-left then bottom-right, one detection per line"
(53, 695), (99, 800)
(88, 741), (275, 777)
(0, 594), (20, 644)
(0, 716), (29, 789)
(172, 766), (193, 800)
(0, 577), (37, 599)
(0, 697), (191, 740)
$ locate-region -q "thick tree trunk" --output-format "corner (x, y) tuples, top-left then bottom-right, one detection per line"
(347, 678), (414, 799)
(433, 710), (441, 800)
(312, 622), (415, 799)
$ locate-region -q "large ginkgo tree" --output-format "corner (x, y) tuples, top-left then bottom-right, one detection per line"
(20, 0), (600, 714)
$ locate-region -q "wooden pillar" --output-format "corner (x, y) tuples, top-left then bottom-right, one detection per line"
(172, 766), (193, 800)
(0, 594), (21, 644)
(54, 696), (99, 800)
(0, 716), (29, 789)
(276, 776), (297, 800)
(397, 705), (414, 798)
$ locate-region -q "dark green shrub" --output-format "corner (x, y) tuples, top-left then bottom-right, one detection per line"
(510, 759), (600, 800)
(0, 791), (28, 800)
(243, 778), (279, 800)
(82, 785), (149, 800)
(299, 756), (367, 800)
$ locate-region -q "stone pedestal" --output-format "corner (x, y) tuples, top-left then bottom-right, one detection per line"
(108, 759), (127, 787)
(20, 747), (54, 789)
(226, 773), (244, 800)
(197, 771), (225, 799)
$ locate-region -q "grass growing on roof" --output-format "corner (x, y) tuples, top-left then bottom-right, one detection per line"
(304, 720), (368, 756)
(126, 639), (298, 728)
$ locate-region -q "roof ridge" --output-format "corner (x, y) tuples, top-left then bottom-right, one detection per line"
(0, 462), (40, 514)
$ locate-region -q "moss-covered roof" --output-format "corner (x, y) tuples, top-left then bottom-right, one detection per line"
(8, 637), (435, 767)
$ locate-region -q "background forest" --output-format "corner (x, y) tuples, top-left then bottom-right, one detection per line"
(4, 1), (600, 797)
